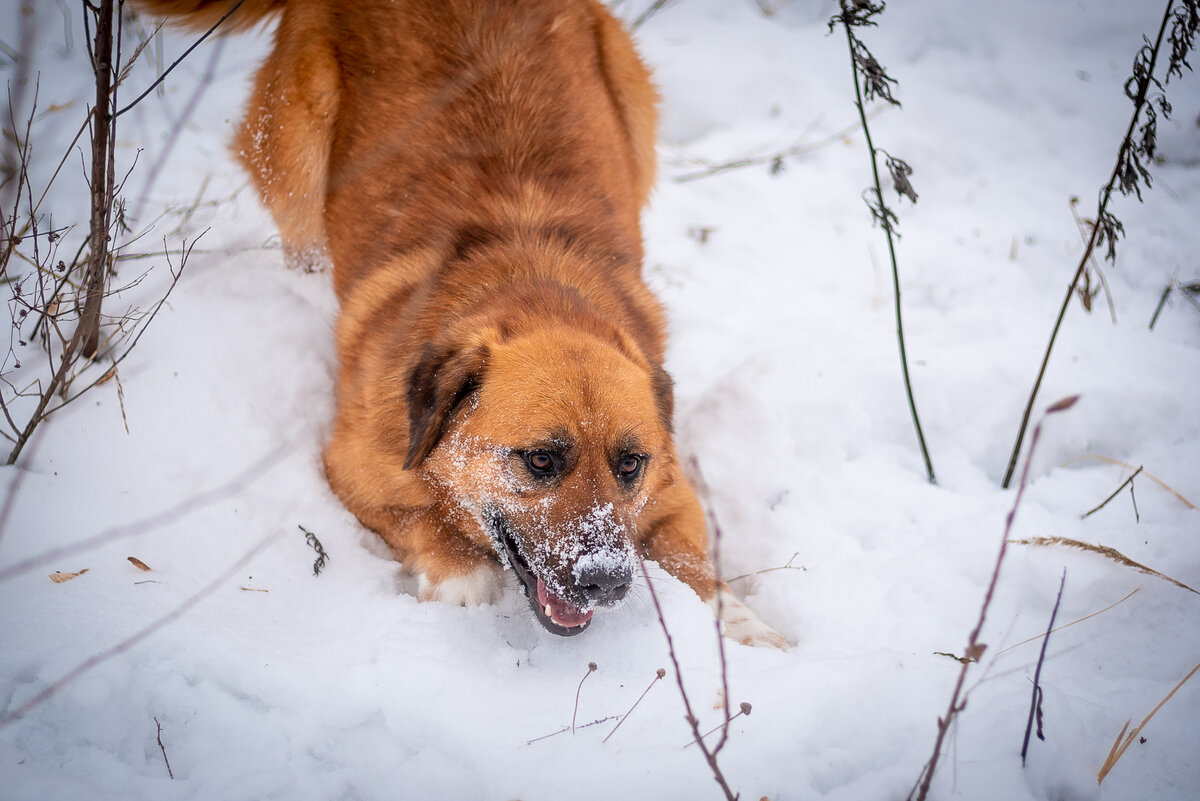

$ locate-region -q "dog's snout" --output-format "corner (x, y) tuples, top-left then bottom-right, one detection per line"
(577, 561), (633, 605)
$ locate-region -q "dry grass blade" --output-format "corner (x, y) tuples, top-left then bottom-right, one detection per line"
(1097, 660), (1200, 784)
(1061, 455), (1195, 509)
(1011, 536), (1198, 595)
(997, 588), (1140, 657)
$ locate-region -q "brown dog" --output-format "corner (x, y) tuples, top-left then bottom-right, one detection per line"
(138, 0), (785, 646)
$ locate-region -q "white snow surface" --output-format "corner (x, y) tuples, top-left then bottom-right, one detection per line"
(3, 1), (1199, 800)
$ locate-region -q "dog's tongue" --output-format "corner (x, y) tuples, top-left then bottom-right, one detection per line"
(536, 579), (594, 628)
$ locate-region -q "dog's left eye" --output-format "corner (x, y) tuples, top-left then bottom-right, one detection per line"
(523, 450), (562, 477)
(616, 454), (645, 480)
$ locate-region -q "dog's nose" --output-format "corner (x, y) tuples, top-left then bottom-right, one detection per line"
(577, 561), (632, 605)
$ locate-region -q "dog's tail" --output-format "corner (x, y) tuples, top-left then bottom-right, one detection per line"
(130, 0), (285, 32)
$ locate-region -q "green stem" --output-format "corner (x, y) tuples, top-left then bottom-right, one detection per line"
(842, 19), (936, 484)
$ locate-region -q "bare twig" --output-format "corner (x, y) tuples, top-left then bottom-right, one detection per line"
(573, 661), (598, 734)
(0, 444), (286, 579)
(1148, 274), (1176, 329)
(0, 531), (283, 728)
(1002, 0), (1197, 488)
(909, 396), (1078, 801)
(685, 702), (752, 749)
(725, 551), (805, 583)
(630, 0), (678, 30)
(1021, 570), (1066, 766)
(154, 716), (175, 779)
(525, 715), (620, 746)
(830, 0), (935, 484)
(78, 0), (119, 360)
(1082, 466), (1143, 519)
(688, 458), (735, 754)
(1061, 454), (1195, 509)
(115, 0), (248, 118)
(637, 551), (739, 800)
(603, 667), (665, 744)
(1067, 196), (1118, 323)
(672, 112), (882, 183)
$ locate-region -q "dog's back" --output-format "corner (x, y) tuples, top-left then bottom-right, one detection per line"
(135, 0), (657, 292)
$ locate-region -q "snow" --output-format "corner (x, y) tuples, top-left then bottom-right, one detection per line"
(3, 1), (1199, 799)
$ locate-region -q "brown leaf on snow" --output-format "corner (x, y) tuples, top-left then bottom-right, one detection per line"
(49, 569), (89, 583)
(127, 556), (152, 571)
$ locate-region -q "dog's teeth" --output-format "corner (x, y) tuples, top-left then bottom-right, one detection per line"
(544, 604), (553, 617)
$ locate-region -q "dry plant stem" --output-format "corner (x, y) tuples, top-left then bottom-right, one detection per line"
(79, 0), (119, 360)
(687, 458), (735, 752)
(154, 716), (175, 779)
(572, 662), (597, 734)
(0, 531), (282, 729)
(602, 668), (664, 744)
(41, 236), (196, 420)
(1002, 0), (1181, 489)
(685, 704), (750, 749)
(996, 588), (1140, 657)
(910, 396), (1077, 801)
(1097, 659), (1200, 784)
(636, 554), (739, 801)
(1068, 197), (1118, 323)
(1062, 454), (1195, 508)
(0, 444), (285, 576)
(115, 0), (247, 117)
(1011, 535), (1197, 595)
(1021, 569), (1066, 766)
(1082, 465), (1143, 519)
(838, 9), (936, 485)
(525, 715), (620, 746)
(1148, 277), (1174, 329)
(631, 0), (677, 30)
(672, 112), (881, 183)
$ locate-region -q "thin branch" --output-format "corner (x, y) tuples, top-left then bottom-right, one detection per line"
(833, 0), (935, 484)
(154, 716), (175, 779)
(114, 0), (248, 118)
(1082, 466), (1143, 519)
(1002, 0), (1185, 488)
(0, 531), (283, 728)
(602, 668), (664, 744)
(573, 661), (597, 734)
(0, 444), (286, 578)
(1021, 570), (1066, 766)
(637, 552), (739, 801)
(909, 396), (1078, 801)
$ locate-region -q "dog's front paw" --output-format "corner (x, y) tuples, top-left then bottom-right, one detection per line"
(418, 563), (506, 606)
(708, 588), (789, 649)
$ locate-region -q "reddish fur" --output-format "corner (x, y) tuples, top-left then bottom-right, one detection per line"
(135, 0), (722, 611)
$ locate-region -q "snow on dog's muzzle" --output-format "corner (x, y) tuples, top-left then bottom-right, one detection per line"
(487, 506), (635, 637)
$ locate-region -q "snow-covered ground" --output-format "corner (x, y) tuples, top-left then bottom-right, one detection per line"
(2, 1), (1198, 799)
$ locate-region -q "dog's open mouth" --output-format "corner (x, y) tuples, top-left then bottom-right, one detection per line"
(492, 516), (593, 636)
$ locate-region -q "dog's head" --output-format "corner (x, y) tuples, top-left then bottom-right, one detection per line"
(403, 322), (675, 636)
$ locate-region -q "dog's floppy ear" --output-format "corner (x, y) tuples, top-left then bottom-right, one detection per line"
(652, 366), (675, 433)
(403, 339), (490, 469)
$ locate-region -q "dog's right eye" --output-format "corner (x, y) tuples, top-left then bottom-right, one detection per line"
(523, 450), (561, 477)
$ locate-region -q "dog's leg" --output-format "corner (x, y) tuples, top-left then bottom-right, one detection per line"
(233, 11), (338, 270)
(348, 501), (506, 608)
(417, 562), (506, 607)
(642, 480), (789, 649)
